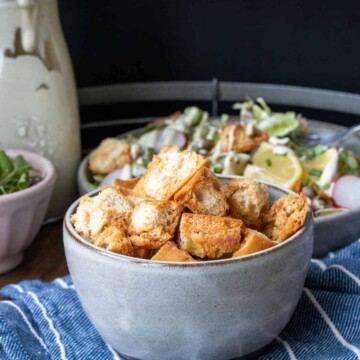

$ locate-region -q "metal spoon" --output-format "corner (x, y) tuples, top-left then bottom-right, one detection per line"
(292, 124), (360, 147)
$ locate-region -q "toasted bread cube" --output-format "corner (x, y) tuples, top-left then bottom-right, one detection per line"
(174, 167), (228, 216)
(70, 196), (94, 240)
(133, 247), (151, 259)
(151, 241), (196, 262)
(70, 187), (133, 241)
(111, 185), (146, 206)
(218, 123), (268, 153)
(232, 228), (277, 258)
(224, 179), (269, 228)
(133, 145), (209, 200)
(89, 138), (132, 174)
(113, 178), (139, 190)
(96, 187), (133, 222)
(263, 193), (308, 242)
(178, 213), (244, 259)
(93, 226), (134, 256)
(128, 200), (184, 249)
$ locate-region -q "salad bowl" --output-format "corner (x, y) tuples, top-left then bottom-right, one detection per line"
(64, 177), (314, 360)
(77, 119), (360, 258)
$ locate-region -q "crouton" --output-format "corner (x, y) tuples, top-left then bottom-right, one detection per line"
(232, 228), (277, 258)
(113, 178), (139, 190)
(133, 247), (151, 259)
(133, 145), (209, 200)
(93, 226), (134, 256)
(70, 196), (94, 240)
(174, 167), (228, 216)
(111, 185), (145, 206)
(263, 193), (308, 242)
(70, 187), (133, 241)
(178, 213), (244, 259)
(224, 178), (269, 229)
(128, 200), (184, 249)
(151, 241), (196, 262)
(218, 123), (268, 153)
(89, 138), (132, 174)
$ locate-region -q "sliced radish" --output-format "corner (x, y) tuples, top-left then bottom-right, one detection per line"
(332, 175), (360, 209)
(154, 129), (187, 153)
(100, 164), (132, 187)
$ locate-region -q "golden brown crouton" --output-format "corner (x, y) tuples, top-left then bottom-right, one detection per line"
(111, 185), (146, 206)
(70, 187), (133, 241)
(93, 226), (134, 256)
(174, 167), (228, 216)
(232, 228), (277, 258)
(218, 123), (268, 153)
(151, 241), (196, 262)
(133, 145), (209, 200)
(113, 178), (139, 190)
(128, 200), (184, 249)
(263, 193), (308, 242)
(178, 213), (244, 259)
(70, 196), (93, 240)
(224, 178), (269, 229)
(89, 138), (132, 174)
(133, 247), (151, 259)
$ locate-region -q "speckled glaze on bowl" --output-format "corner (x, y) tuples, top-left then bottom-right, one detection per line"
(77, 119), (360, 257)
(64, 179), (314, 360)
(0, 149), (56, 273)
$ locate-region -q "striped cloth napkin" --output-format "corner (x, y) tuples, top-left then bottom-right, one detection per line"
(0, 240), (359, 360)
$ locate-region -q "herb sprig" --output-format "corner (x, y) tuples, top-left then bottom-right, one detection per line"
(0, 150), (36, 195)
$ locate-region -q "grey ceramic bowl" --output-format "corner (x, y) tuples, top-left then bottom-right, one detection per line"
(64, 178), (314, 360)
(77, 119), (360, 258)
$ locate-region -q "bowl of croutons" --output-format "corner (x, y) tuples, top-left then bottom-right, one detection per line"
(64, 145), (314, 360)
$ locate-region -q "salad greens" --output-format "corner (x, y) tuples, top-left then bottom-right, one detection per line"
(233, 97), (299, 137)
(0, 150), (40, 195)
(338, 148), (360, 177)
(88, 173), (105, 190)
(143, 121), (167, 133)
(184, 106), (203, 127)
(290, 142), (328, 160)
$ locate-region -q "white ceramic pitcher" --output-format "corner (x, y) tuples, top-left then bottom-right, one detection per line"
(0, 0), (81, 218)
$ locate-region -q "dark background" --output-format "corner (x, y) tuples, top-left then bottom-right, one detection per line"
(58, 0), (360, 146)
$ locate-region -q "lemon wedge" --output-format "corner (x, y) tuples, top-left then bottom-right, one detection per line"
(301, 147), (338, 186)
(244, 142), (303, 190)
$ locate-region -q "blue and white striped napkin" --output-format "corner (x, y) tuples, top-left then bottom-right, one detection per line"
(0, 240), (359, 360)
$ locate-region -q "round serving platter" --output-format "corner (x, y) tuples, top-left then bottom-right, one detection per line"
(77, 119), (360, 258)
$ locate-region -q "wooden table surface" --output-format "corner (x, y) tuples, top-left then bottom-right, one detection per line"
(0, 221), (68, 293)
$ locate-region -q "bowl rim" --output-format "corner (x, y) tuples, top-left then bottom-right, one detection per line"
(64, 178), (314, 267)
(0, 148), (56, 203)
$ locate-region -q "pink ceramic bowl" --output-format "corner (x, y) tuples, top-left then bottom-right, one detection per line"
(0, 149), (56, 274)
